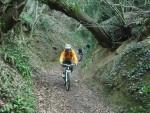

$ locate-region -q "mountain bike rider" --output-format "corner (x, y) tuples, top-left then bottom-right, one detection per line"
(59, 44), (78, 78)
(78, 48), (83, 62)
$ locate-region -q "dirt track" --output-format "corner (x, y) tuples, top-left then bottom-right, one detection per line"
(33, 65), (115, 113)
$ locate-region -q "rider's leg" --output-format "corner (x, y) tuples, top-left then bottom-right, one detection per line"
(62, 60), (71, 78)
(62, 60), (72, 75)
(61, 64), (65, 78)
(70, 66), (73, 73)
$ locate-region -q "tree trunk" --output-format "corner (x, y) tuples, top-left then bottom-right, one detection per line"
(43, 0), (113, 48)
(0, 0), (27, 33)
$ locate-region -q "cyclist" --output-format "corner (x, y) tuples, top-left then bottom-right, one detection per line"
(78, 48), (83, 62)
(60, 44), (78, 77)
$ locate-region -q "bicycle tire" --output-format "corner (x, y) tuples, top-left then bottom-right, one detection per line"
(65, 72), (70, 91)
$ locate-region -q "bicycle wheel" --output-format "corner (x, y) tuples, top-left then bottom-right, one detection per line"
(65, 72), (70, 91)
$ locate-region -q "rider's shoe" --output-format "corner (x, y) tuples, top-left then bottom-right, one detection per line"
(61, 72), (66, 86)
(61, 74), (63, 77)
(61, 73), (65, 78)
(61, 73), (65, 81)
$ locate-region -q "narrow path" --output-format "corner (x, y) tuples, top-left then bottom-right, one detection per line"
(33, 65), (115, 113)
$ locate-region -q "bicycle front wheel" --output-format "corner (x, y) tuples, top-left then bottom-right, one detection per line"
(65, 72), (70, 91)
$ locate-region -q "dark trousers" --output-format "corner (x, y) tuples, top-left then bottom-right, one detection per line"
(62, 61), (73, 72)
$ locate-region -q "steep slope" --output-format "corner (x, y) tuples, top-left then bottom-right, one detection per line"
(82, 38), (150, 113)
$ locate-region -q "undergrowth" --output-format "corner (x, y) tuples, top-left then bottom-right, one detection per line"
(0, 32), (35, 113)
(105, 42), (150, 113)
(81, 41), (150, 113)
(1, 44), (31, 78)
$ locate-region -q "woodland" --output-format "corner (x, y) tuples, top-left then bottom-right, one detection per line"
(0, 0), (150, 113)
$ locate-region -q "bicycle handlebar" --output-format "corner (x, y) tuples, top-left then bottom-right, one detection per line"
(62, 64), (76, 67)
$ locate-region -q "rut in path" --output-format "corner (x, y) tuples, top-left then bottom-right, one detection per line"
(33, 65), (115, 113)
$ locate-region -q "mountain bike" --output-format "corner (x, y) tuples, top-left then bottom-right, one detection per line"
(62, 64), (75, 91)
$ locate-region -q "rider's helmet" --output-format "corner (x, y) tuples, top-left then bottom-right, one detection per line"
(65, 44), (72, 49)
(65, 44), (72, 52)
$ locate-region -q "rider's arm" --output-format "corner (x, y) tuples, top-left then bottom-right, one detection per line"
(60, 51), (65, 64)
(72, 49), (78, 65)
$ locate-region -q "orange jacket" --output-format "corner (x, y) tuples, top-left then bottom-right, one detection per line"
(60, 49), (78, 64)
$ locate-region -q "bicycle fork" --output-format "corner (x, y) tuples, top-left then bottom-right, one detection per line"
(65, 70), (71, 82)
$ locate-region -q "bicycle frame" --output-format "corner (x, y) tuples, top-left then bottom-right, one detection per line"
(62, 64), (74, 91)
(65, 67), (71, 82)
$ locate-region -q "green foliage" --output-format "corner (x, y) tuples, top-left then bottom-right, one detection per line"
(104, 42), (150, 112)
(0, 96), (35, 113)
(0, 66), (14, 101)
(2, 45), (31, 78)
(0, 27), (35, 112)
(39, 17), (51, 31)
(84, 0), (115, 22)
(139, 84), (150, 94)
(59, 0), (80, 13)
(82, 40), (150, 113)
(127, 106), (150, 113)
(107, 43), (149, 84)
(0, 19), (5, 29)
(0, 59), (35, 113)
(20, 12), (34, 25)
